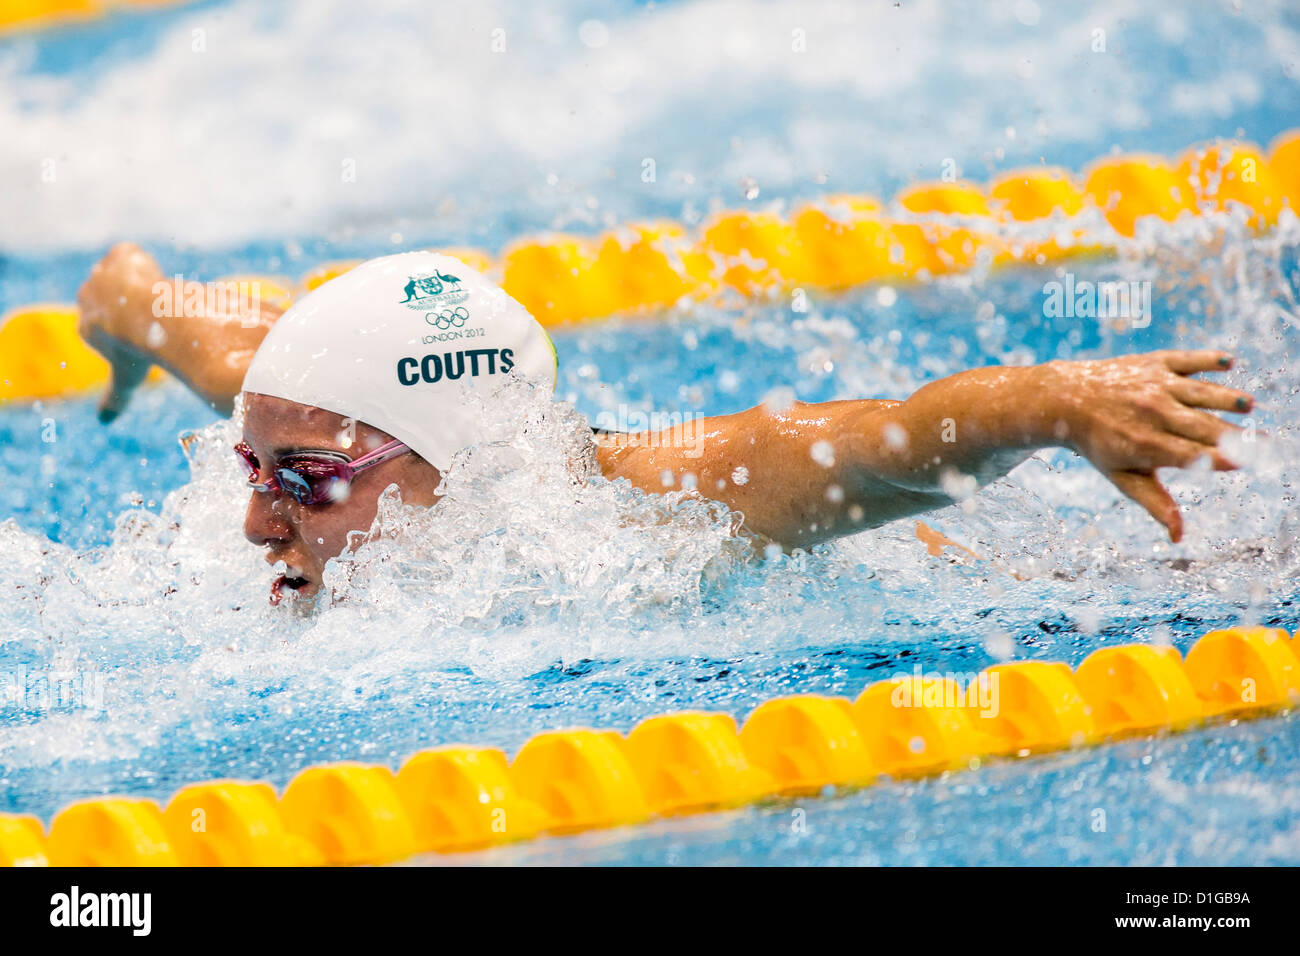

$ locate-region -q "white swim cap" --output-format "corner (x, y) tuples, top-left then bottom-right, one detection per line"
(243, 251), (557, 471)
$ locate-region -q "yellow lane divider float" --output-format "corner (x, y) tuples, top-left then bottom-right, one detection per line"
(0, 0), (195, 36)
(2, 626), (1297, 866)
(4, 131), (1300, 403)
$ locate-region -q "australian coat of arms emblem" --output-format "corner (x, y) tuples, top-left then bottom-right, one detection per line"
(400, 269), (470, 310)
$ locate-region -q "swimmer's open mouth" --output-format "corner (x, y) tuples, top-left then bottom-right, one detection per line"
(270, 574), (311, 606)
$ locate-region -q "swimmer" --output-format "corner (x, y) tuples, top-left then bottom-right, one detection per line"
(77, 243), (1255, 604)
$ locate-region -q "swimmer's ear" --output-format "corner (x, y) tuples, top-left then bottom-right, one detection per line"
(1105, 470), (1183, 543)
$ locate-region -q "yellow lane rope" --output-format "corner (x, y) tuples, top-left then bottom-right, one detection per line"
(1, 626), (1296, 865)
(3, 132), (1298, 403)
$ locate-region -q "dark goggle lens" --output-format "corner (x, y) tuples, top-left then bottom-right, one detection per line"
(275, 467), (323, 504)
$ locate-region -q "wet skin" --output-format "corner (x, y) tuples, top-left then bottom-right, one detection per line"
(82, 243), (1259, 600)
(240, 393), (442, 602)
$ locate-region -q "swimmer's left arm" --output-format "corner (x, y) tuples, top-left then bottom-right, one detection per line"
(78, 243), (283, 420)
(598, 350), (1254, 549)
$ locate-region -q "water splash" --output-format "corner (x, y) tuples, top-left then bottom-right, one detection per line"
(1, 195), (1299, 865)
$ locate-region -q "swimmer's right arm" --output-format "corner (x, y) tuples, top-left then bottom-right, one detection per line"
(599, 350), (1254, 549)
(78, 243), (283, 420)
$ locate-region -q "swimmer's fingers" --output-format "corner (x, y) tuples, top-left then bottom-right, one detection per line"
(98, 363), (151, 423)
(1168, 377), (1254, 414)
(1106, 470), (1183, 543)
(82, 324), (151, 423)
(1154, 349), (1234, 375)
(1152, 433), (1238, 472)
(1158, 403), (1241, 450)
(1109, 411), (1237, 471)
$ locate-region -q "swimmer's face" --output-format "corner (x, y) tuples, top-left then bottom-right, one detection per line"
(240, 393), (442, 604)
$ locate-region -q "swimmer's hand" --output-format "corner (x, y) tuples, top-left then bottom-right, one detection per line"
(77, 243), (165, 423)
(1043, 349), (1254, 543)
(77, 243), (284, 418)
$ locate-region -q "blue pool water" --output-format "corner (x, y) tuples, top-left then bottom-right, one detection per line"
(3, 0), (1300, 864)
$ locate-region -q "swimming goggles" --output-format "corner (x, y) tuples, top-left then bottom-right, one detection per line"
(234, 439), (411, 506)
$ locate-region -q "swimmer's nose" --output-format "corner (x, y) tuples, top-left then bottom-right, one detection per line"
(243, 489), (294, 548)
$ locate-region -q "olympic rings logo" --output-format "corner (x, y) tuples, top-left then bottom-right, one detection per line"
(426, 307), (469, 329)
